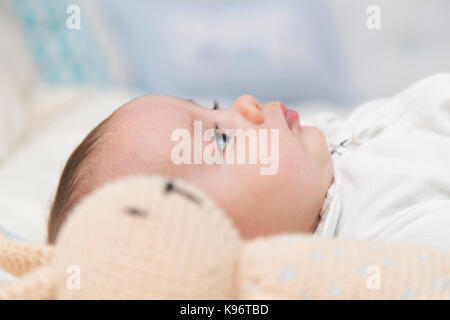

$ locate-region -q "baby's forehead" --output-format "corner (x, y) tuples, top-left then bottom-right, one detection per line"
(101, 96), (190, 138)
(91, 95), (196, 173)
(118, 95), (195, 116)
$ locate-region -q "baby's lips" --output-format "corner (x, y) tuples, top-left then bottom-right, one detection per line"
(280, 103), (300, 129)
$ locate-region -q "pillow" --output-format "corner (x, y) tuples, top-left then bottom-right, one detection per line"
(11, 0), (115, 89)
(98, 0), (352, 103)
(0, 0), (127, 161)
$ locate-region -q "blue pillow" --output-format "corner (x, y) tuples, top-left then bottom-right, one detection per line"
(12, 0), (112, 87)
(99, 0), (353, 103)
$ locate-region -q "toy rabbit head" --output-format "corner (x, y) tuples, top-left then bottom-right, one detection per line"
(0, 175), (241, 299)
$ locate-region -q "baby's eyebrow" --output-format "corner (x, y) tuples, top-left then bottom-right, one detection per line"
(183, 98), (218, 111)
(179, 99), (216, 135)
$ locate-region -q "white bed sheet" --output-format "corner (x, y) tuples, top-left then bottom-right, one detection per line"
(0, 89), (138, 244)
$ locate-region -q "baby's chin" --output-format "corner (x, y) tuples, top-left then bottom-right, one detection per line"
(298, 125), (333, 173)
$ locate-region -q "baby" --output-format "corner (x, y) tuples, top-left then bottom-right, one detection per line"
(48, 94), (334, 243)
(48, 74), (450, 253)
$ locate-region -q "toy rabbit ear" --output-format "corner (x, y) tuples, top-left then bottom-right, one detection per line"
(0, 232), (54, 277)
(0, 266), (56, 300)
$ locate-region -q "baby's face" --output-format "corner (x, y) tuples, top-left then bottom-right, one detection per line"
(93, 95), (333, 238)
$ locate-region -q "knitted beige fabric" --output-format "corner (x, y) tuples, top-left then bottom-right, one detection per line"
(239, 235), (449, 299)
(52, 175), (240, 299)
(0, 175), (449, 299)
(0, 266), (55, 300)
(0, 233), (53, 277)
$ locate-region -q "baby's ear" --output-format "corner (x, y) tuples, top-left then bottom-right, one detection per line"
(0, 232), (54, 277)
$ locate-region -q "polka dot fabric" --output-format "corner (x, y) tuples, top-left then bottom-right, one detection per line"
(238, 234), (450, 299)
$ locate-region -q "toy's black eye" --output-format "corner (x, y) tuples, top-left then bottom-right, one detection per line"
(165, 181), (174, 193)
(125, 207), (147, 217)
(164, 181), (201, 205)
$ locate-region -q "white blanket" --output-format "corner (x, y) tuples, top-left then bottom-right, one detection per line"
(0, 89), (138, 243)
(314, 74), (450, 253)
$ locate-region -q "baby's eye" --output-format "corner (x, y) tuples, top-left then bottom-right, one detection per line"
(214, 125), (229, 152)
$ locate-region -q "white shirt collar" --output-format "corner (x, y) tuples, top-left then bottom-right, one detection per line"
(314, 178), (340, 238)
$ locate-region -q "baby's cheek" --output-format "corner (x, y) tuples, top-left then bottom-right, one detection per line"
(279, 141), (305, 180)
(301, 126), (329, 162)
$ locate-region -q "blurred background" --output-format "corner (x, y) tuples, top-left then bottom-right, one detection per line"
(0, 0), (449, 244)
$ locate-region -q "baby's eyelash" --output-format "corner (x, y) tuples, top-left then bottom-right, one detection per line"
(215, 125), (229, 140)
(214, 123), (229, 152)
(213, 100), (219, 110)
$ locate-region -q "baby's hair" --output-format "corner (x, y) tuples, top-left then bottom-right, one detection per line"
(47, 114), (113, 244)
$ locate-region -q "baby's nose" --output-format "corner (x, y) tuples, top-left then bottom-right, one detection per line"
(232, 95), (264, 124)
(236, 94), (261, 109)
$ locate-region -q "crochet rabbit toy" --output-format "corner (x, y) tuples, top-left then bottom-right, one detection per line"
(0, 175), (449, 299)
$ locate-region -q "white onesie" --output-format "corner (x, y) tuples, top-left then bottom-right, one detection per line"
(314, 74), (450, 253)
